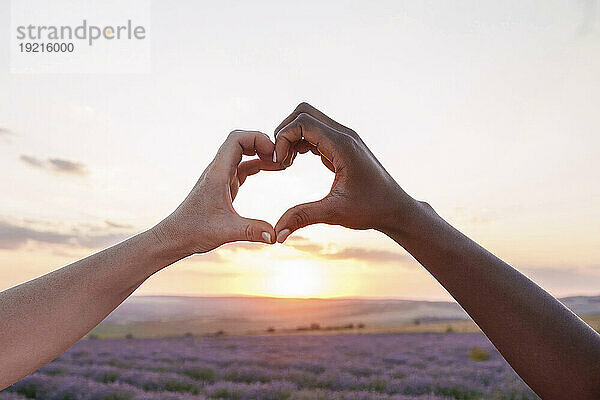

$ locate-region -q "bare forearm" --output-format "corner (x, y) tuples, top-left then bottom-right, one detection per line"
(0, 229), (181, 389)
(383, 197), (600, 399)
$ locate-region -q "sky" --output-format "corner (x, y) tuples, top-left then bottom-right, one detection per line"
(0, 0), (599, 300)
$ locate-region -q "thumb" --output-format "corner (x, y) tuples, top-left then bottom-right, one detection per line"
(230, 216), (275, 244)
(275, 198), (334, 243)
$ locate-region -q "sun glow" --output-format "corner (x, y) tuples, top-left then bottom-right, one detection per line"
(265, 260), (324, 298)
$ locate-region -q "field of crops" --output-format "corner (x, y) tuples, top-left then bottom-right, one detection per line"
(0, 333), (538, 400)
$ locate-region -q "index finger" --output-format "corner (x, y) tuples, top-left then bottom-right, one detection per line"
(274, 113), (347, 169)
(275, 102), (355, 138)
(214, 130), (275, 172)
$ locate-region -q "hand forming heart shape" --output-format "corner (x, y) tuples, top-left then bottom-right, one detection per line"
(151, 102), (413, 258)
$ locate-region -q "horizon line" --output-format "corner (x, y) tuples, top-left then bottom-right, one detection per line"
(130, 292), (600, 301)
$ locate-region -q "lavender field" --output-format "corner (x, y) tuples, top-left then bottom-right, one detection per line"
(1, 333), (538, 400)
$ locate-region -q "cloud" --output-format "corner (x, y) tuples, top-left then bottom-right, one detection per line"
(105, 220), (134, 229)
(190, 235), (411, 266)
(284, 240), (323, 253)
(321, 247), (411, 263)
(0, 221), (72, 249)
(48, 158), (87, 175)
(199, 242), (268, 263)
(20, 155), (88, 176)
(286, 235), (411, 264)
(19, 155), (44, 168)
(0, 220), (131, 250)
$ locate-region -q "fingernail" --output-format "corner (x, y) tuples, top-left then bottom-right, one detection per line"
(273, 151), (277, 163)
(277, 229), (290, 243)
(261, 232), (272, 243)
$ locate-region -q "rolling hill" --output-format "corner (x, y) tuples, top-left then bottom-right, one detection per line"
(90, 294), (600, 338)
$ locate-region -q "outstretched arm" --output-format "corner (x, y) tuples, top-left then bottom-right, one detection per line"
(0, 130), (276, 389)
(272, 103), (600, 400)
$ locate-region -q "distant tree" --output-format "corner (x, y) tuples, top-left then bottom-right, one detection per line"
(445, 326), (454, 333)
(215, 330), (225, 336)
(266, 327), (276, 333)
(88, 334), (99, 340)
(125, 333), (133, 339)
(184, 332), (194, 338)
(343, 323), (354, 329)
(310, 323), (321, 330)
(469, 346), (490, 361)
(413, 319), (421, 325)
(357, 323), (365, 329)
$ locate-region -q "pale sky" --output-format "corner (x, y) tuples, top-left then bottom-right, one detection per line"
(0, 0), (599, 300)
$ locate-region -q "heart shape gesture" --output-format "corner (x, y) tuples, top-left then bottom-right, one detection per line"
(152, 103), (412, 258)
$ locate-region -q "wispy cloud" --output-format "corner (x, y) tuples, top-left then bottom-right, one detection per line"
(19, 155), (44, 168)
(0, 220), (131, 250)
(213, 235), (412, 265)
(20, 155), (88, 176)
(201, 242), (268, 263)
(0, 128), (15, 144)
(320, 247), (411, 263)
(0, 221), (71, 249)
(105, 220), (134, 229)
(285, 237), (323, 253)
(287, 235), (411, 264)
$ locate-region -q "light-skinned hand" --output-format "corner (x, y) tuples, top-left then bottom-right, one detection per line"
(152, 130), (277, 257)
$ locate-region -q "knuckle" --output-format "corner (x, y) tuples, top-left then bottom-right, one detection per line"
(341, 133), (360, 151)
(295, 102), (312, 113)
(346, 127), (359, 138)
(228, 130), (240, 139)
(296, 112), (309, 121)
(244, 224), (255, 240)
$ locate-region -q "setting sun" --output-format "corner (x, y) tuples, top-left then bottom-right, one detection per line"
(265, 260), (324, 298)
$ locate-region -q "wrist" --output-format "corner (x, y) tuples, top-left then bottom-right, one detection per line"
(111, 228), (189, 280)
(376, 189), (438, 245)
(148, 220), (194, 262)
